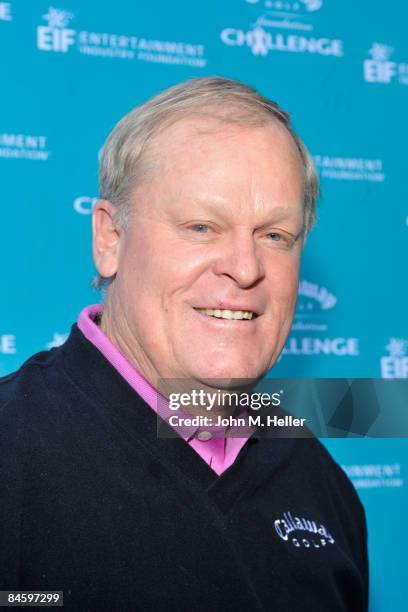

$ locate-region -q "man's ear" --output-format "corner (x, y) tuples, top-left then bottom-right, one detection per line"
(92, 199), (121, 279)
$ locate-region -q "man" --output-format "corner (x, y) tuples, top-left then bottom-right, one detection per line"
(0, 77), (368, 610)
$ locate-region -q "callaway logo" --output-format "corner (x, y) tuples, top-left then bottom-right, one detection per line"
(274, 511), (335, 549)
(298, 280), (337, 310)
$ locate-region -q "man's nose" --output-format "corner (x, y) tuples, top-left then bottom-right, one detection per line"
(212, 229), (265, 289)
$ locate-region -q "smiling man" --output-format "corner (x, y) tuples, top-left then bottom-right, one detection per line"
(0, 78), (368, 611)
(95, 110), (304, 384)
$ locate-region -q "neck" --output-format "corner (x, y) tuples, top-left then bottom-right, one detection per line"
(100, 292), (159, 389)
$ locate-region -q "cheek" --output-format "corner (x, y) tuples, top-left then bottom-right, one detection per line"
(121, 230), (179, 292)
(119, 232), (210, 309)
(115, 237), (162, 321)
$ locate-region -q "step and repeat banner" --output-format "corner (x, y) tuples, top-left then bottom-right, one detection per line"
(1, 1), (407, 608)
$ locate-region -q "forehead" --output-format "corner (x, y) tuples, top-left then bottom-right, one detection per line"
(154, 114), (301, 178)
(154, 114), (302, 167)
(136, 115), (305, 221)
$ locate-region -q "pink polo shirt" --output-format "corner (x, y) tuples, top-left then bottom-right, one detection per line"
(77, 304), (251, 475)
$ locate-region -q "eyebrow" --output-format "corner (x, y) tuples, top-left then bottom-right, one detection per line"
(170, 195), (303, 230)
(173, 194), (299, 218)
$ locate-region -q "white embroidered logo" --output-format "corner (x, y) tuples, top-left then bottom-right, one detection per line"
(274, 511), (335, 549)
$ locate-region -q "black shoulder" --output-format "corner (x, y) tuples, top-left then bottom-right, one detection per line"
(0, 346), (63, 423)
(299, 437), (365, 511)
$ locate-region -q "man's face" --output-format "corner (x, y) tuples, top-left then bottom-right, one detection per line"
(103, 117), (305, 385)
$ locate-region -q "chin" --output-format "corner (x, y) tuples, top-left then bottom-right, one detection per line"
(190, 361), (266, 388)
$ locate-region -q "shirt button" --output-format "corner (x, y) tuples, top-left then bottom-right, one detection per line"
(196, 431), (212, 441)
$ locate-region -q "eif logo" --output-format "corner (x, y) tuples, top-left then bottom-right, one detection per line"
(364, 43), (396, 83)
(380, 338), (408, 378)
(37, 6), (76, 53)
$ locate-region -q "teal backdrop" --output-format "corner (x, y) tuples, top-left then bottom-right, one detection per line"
(1, 1), (407, 609)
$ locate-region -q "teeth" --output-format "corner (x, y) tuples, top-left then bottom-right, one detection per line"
(196, 308), (254, 320)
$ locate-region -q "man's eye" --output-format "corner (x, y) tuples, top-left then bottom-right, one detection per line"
(190, 224), (209, 233)
(267, 232), (283, 241)
(265, 231), (295, 248)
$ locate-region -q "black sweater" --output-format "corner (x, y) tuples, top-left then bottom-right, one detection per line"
(0, 324), (368, 611)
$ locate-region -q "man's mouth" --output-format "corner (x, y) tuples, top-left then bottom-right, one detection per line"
(194, 308), (256, 320)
